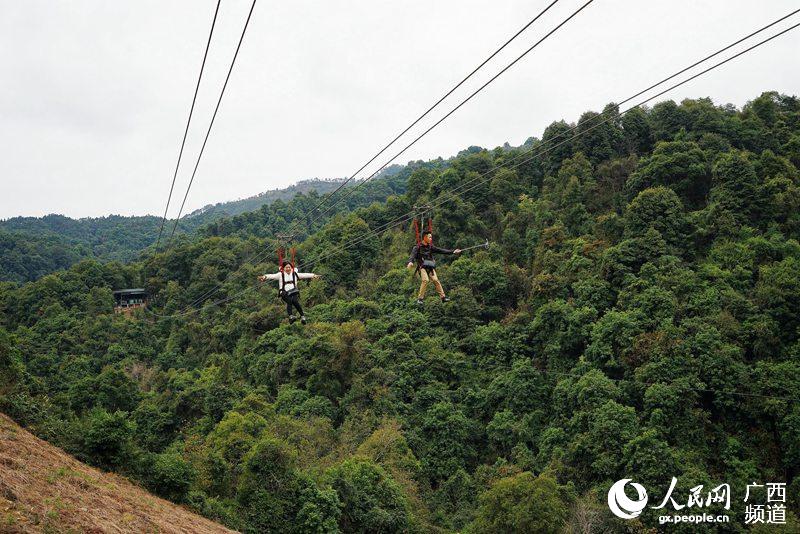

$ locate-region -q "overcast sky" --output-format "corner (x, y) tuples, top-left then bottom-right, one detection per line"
(1, 1), (798, 219)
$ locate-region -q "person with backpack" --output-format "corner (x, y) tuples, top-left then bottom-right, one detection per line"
(406, 231), (461, 305)
(258, 261), (320, 324)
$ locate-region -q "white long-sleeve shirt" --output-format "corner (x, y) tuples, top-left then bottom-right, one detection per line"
(262, 269), (315, 293)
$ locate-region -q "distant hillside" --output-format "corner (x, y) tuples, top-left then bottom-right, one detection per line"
(0, 214), (205, 284)
(185, 178), (350, 222)
(0, 413), (235, 534)
(0, 171), (404, 284)
(186, 167), (406, 224)
(0, 215), (168, 284)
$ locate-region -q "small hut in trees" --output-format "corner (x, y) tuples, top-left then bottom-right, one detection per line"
(112, 288), (147, 314)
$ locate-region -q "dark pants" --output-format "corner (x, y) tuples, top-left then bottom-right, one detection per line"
(282, 291), (304, 317)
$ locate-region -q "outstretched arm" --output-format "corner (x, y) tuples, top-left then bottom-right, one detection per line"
(407, 244), (419, 267)
(258, 272), (281, 281)
(432, 245), (457, 254)
(296, 272), (319, 280)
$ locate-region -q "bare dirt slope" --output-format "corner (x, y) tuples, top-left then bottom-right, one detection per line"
(0, 413), (237, 534)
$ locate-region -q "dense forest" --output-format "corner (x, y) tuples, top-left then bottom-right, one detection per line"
(0, 214), (168, 284)
(0, 177), (391, 284)
(184, 177), (366, 221)
(2, 91), (800, 533)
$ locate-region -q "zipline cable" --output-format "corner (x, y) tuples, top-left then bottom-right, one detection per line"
(155, 0), (223, 251)
(98, 14), (800, 406)
(180, 0), (592, 309)
(300, 0), (562, 219)
(293, 14), (800, 273)
(151, 13), (800, 319)
(174, 0), (569, 309)
(160, 15), (799, 317)
(305, 4), (800, 228)
(279, 17), (800, 279)
(304, 0), (596, 227)
(605, 7), (800, 111)
(166, 0), (258, 243)
(417, 18), (800, 220)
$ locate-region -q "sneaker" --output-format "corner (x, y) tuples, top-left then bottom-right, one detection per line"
(416, 298), (424, 306)
(289, 315), (297, 323)
(300, 315), (307, 325)
(441, 296), (451, 303)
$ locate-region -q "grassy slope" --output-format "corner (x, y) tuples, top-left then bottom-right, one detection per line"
(0, 413), (236, 534)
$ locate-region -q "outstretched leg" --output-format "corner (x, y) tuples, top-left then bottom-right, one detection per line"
(429, 269), (446, 298)
(291, 294), (304, 317)
(417, 269), (430, 300)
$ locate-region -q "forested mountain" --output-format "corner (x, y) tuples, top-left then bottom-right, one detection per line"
(0, 174), (401, 284)
(2, 91), (800, 533)
(0, 214), (166, 283)
(186, 170), (405, 223)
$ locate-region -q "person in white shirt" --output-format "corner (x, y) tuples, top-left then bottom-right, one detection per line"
(258, 261), (320, 324)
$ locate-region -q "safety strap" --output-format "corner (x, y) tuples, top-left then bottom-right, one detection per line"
(412, 216), (433, 245)
(413, 242), (424, 278)
(278, 243), (296, 268)
(278, 270), (299, 297)
(412, 214), (432, 276)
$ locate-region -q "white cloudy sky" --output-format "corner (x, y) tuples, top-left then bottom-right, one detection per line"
(1, 0), (798, 219)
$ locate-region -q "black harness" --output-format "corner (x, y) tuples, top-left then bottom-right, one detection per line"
(412, 244), (437, 276)
(278, 270), (300, 298)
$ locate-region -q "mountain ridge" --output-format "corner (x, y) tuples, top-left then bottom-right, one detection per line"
(0, 173), (402, 284)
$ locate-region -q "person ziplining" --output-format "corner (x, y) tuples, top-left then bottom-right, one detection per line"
(407, 230), (461, 305)
(258, 245), (320, 324)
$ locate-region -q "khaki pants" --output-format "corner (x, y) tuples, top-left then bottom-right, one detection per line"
(418, 268), (445, 299)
